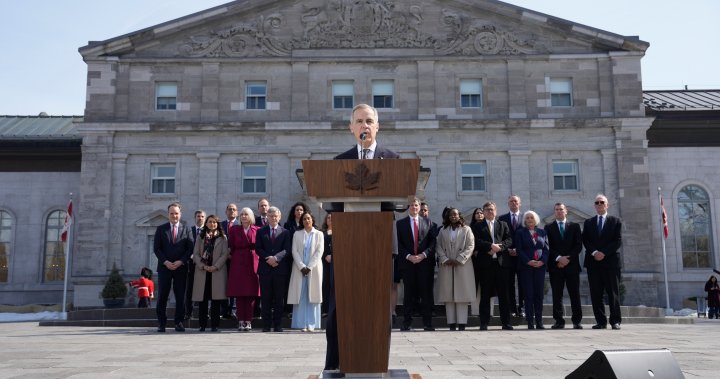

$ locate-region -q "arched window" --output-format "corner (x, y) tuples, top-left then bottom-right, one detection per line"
(43, 210), (67, 282)
(678, 185), (714, 269)
(0, 210), (12, 282)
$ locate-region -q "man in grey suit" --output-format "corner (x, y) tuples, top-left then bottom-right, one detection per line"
(583, 194), (623, 330)
(153, 202), (194, 332)
(545, 203), (583, 329)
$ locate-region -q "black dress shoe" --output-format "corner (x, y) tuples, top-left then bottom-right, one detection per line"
(448, 324), (457, 331)
(527, 324), (535, 330)
(458, 324), (466, 331)
(157, 326), (166, 333)
(535, 323), (545, 330)
(198, 327), (206, 332)
(502, 324), (514, 330)
(423, 326), (435, 331)
(611, 323), (621, 330)
(175, 322), (185, 332)
(573, 323), (583, 329)
(210, 327), (219, 332)
(551, 322), (565, 329)
(400, 325), (412, 331)
(479, 324), (488, 331)
(274, 327), (284, 332)
(592, 324), (607, 329)
(262, 328), (271, 332)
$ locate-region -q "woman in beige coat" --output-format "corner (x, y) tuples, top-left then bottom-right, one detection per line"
(436, 208), (475, 331)
(287, 212), (324, 331)
(191, 215), (229, 332)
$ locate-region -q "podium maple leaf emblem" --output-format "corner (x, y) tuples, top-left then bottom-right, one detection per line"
(344, 163), (381, 193)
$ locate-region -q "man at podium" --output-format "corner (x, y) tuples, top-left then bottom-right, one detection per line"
(324, 103), (399, 371)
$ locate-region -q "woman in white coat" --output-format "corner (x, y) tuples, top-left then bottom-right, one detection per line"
(436, 208), (475, 331)
(287, 211), (324, 331)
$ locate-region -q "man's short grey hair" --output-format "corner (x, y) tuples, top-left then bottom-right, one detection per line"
(351, 103), (379, 122)
(267, 206), (281, 215)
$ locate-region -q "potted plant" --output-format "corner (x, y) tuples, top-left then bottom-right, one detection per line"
(101, 263), (128, 308)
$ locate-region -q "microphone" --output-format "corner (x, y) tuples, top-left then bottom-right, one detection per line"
(360, 132), (367, 141)
(360, 132), (368, 160)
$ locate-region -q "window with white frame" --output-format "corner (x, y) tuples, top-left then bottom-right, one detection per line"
(552, 160), (578, 191)
(43, 210), (66, 282)
(372, 80), (394, 109)
(678, 185), (714, 269)
(242, 163), (267, 194)
(0, 210), (12, 283)
(460, 79), (482, 108)
(246, 81), (267, 110)
(550, 78), (573, 106)
(151, 164), (176, 195)
(461, 162), (486, 192)
(155, 82), (177, 110)
(332, 80), (354, 109)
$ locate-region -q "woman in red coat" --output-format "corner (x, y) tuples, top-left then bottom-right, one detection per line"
(226, 207), (259, 331)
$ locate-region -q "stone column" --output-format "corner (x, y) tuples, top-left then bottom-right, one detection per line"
(201, 63), (220, 122)
(416, 60), (436, 120)
(508, 150), (531, 202)
(197, 153), (220, 213)
(506, 60), (527, 119)
(291, 62), (309, 120)
(108, 153), (128, 271)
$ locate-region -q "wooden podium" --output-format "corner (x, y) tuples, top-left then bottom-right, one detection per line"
(301, 159), (420, 375)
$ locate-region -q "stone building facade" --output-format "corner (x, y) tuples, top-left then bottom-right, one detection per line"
(0, 0), (708, 309)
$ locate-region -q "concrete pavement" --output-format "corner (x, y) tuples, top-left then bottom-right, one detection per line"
(0, 319), (718, 378)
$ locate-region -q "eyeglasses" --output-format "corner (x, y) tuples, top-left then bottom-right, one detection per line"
(594, 201), (606, 205)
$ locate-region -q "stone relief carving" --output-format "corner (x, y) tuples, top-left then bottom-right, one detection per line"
(178, 1), (542, 57)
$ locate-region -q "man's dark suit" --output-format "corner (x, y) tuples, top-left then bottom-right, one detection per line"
(324, 144), (399, 371)
(396, 215), (437, 329)
(184, 225), (203, 320)
(471, 219), (514, 327)
(498, 212), (523, 315)
(255, 224), (293, 330)
(153, 222), (193, 327)
(582, 214), (623, 326)
(545, 220), (583, 326)
(254, 215), (268, 227)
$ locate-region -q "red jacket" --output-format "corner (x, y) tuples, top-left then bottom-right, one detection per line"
(130, 277), (155, 299)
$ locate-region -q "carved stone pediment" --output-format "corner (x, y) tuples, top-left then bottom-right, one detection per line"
(177, 0), (543, 58)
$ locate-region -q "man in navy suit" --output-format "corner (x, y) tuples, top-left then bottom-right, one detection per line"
(397, 198), (437, 331)
(255, 206), (293, 332)
(498, 195), (524, 317)
(545, 203), (583, 329)
(325, 103), (399, 371)
(583, 194), (623, 330)
(255, 198), (270, 227)
(184, 209), (205, 321)
(471, 201), (514, 330)
(153, 202), (194, 332)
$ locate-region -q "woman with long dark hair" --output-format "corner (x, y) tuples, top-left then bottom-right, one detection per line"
(191, 215), (229, 332)
(284, 202), (308, 232)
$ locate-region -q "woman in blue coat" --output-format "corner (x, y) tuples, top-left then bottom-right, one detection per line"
(514, 210), (549, 329)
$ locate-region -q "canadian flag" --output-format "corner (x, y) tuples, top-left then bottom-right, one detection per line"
(61, 200), (73, 242)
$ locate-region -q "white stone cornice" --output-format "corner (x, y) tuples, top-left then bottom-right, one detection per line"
(76, 123), (151, 132)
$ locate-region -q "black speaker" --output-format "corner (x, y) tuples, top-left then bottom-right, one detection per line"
(566, 349), (684, 379)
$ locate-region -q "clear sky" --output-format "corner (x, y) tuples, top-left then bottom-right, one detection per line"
(1, 0), (718, 116)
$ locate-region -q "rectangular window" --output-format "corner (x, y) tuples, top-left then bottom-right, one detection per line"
(332, 80), (354, 109)
(461, 162), (486, 192)
(151, 164), (176, 194)
(242, 163), (267, 194)
(0, 211), (11, 282)
(246, 81), (267, 110)
(553, 160), (578, 191)
(460, 79), (482, 108)
(372, 80), (394, 109)
(155, 82), (177, 110)
(550, 78), (573, 106)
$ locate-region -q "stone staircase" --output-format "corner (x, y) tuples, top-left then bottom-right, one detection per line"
(39, 303), (692, 329)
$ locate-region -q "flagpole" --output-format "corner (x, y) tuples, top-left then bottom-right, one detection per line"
(61, 193), (73, 320)
(658, 187), (672, 315)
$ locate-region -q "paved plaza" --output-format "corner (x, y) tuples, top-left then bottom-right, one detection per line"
(0, 320), (717, 378)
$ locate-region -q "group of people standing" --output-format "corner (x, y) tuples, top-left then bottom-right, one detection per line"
(395, 193), (623, 332)
(152, 199), (332, 333)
